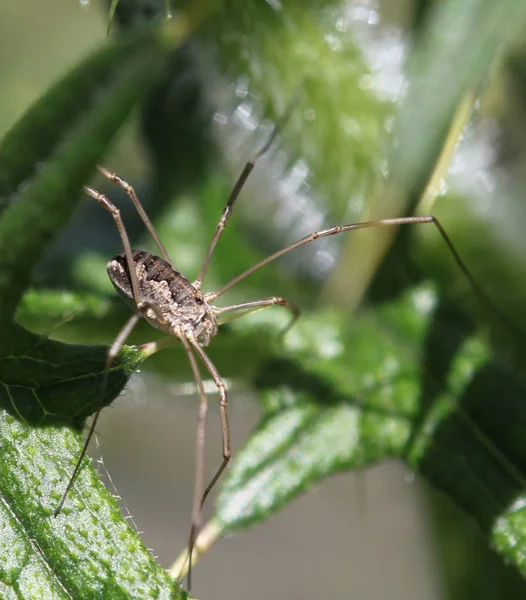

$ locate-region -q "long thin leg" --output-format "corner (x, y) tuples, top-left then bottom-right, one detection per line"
(206, 216), (508, 327)
(177, 334), (208, 589)
(214, 296), (300, 332)
(84, 186), (143, 307)
(96, 166), (171, 263)
(63, 185), (153, 515)
(195, 106), (297, 288)
(186, 333), (231, 520)
(54, 312), (141, 516)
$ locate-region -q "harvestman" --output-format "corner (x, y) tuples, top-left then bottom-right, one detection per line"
(54, 120), (497, 585)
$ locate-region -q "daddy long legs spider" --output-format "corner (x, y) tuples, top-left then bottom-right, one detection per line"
(54, 118), (503, 589)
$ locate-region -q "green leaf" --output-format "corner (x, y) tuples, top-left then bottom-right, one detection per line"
(214, 286), (467, 528)
(0, 324), (144, 426)
(0, 410), (181, 599)
(214, 286), (526, 577)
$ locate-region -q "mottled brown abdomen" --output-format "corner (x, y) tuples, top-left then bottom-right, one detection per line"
(107, 250), (201, 311)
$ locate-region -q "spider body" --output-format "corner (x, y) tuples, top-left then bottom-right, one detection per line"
(107, 250), (218, 346)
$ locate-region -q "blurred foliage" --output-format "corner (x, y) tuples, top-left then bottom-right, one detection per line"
(1, 0), (526, 597)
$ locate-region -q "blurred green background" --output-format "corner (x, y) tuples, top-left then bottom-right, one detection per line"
(3, 0), (526, 598)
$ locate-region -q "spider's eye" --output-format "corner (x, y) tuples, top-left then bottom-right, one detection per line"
(195, 295), (204, 305)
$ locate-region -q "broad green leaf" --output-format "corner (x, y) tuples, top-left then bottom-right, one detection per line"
(214, 286), (475, 528)
(0, 324), (144, 426)
(212, 286), (526, 578)
(0, 409), (181, 599)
